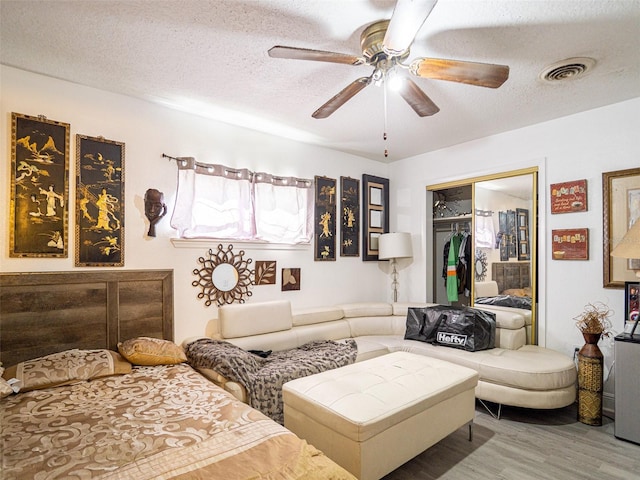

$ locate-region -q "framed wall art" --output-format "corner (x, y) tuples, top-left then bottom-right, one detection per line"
(516, 208), (530, 261)
(282, 268), (301, 291)
(550, 179), (587, 214)
(75, 134), (125, 266)
(314, 176), (336, 261)
(362, 174), (389, 261)
(624, 281), (639, 330)
(507, 210), (517, 258)
(498, 211), (508, 261)
(340, 176), (360, 257)
(254, 260), (277, 285)
(10, 113), (70, 257)
(551, 228), (589, 260)
(603, 167), (640, 288)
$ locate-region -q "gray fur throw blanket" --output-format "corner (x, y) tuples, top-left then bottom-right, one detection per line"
(185, 338), (358, 424)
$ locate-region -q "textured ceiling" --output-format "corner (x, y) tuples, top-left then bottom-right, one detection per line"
(2, 0), (639, 162)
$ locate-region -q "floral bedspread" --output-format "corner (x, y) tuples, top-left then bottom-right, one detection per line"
(185, 338), (358, 424)
(1, 363), (355, 480)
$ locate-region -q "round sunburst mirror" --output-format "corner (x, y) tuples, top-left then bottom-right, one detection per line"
(192, 244), (254, 307)
(475, 249), (488, 281)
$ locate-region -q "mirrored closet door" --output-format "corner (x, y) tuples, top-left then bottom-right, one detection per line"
(427, 168), (538, 343)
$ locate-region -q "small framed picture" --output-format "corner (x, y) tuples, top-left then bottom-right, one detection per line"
(370, 209), (383, 229)
(624, 281), (640, 328)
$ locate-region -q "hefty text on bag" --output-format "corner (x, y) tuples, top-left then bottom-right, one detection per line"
(436, 332), (468, 346)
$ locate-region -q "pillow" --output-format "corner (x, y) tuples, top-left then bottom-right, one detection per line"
(502, 287), (532, 297)
(0, 367), (14, 399)
(118, 336), (187, 365)
(1, 349), (132, 393)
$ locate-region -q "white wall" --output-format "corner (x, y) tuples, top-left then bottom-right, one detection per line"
(389, 96), (640, 410)
(0, 66), (391, 344)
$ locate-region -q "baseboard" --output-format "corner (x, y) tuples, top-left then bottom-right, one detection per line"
(603, 392), (615, 419)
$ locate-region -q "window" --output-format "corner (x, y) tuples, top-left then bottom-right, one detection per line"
(170, 157), (313, 244)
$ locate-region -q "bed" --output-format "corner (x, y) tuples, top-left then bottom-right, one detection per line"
(0, 270), (355, 480)
(490, 261), (531, 295)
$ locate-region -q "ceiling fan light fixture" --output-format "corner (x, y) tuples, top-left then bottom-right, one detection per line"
(382, 0), (438, 56)
(387, 68), (404, 91)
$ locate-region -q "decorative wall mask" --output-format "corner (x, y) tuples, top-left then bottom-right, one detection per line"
(144, 188), (167, 237)
(192, 244), (255, 306)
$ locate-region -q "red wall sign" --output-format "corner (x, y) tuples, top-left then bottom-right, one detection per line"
(550, 179), (587, 214)
(552, 228), (589, 260)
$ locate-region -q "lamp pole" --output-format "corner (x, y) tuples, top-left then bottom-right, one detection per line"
(390, 257), (399, 303)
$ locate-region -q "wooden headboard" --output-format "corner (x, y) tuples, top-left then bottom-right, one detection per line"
(0, 269), (173, 367)
(491, 262), (530, 293)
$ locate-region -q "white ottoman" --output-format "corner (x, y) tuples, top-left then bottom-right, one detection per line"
(283, 351), (479, 480)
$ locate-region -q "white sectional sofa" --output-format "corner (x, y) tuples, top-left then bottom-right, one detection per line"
(188, 299), (577, 414)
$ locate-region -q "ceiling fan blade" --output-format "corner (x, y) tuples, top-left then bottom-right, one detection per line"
(383, 0), (438, 56)
(312, 77), (371, 119)
(268, 46), (364, 65)
(397, 77), (440, 117)
(410, 58), (510, 88)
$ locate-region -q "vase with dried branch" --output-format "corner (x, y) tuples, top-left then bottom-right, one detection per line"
(574, 302), (612, 426)
(574, 301), (612, 343)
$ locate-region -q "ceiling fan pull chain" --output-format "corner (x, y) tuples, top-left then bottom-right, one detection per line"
(383, 76), (389, 158)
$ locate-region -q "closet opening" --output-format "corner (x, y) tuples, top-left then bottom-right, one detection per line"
(427, 168), (539, 344)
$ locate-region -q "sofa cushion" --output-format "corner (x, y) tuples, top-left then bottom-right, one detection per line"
(396, 339), (485, 372)
(295, 321), (352, 346)
(347, 315), (406, 337)
(352, 337), (392, 361)
(477, 345), (577, 390)
(474, 307), (525, 330)
(293, 306), (344, 327)
(227, 329), (300, 352)
(391, 302), (438, 316)
(476, 304), (532, 326)
(495, 326), (527, 350)
(339, 302), (392, 318)
(220, 300), (292, 339)
(474, 281), (499, 297)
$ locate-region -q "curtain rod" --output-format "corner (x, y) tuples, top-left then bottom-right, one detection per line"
(162, 153), (313, 186)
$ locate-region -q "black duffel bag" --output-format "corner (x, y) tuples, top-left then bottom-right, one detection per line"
(405, 305), (496, 352)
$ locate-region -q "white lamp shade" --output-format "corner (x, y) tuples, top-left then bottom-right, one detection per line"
(611, 220), (640, 259)
(378, 232), (413, 260)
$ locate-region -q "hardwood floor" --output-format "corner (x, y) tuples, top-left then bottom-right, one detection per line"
(383, 401), (640, 480)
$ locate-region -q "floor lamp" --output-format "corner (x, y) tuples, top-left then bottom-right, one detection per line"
(610, 220), (640, 335)
(378, 232), (413, 303)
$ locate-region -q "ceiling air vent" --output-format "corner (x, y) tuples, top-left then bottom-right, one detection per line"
(539, 57), (596, 82)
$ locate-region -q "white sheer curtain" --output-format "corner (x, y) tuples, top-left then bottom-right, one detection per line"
(171, 158), (254, 239)
(170, 157), (313, 244)
(253, 173), (313, 243)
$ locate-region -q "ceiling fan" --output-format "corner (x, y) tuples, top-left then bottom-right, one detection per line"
(268, 0), (509, 119)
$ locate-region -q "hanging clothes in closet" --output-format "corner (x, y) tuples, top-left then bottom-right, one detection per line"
(441, 226), (472, 302)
